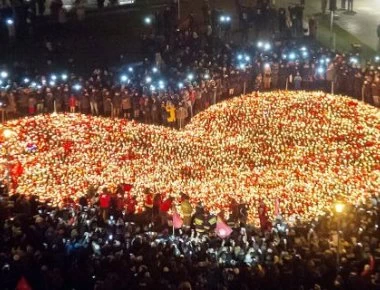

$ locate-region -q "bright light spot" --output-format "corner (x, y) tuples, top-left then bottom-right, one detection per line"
(145, 76), (152, 83)
(0, 71), (8, 78)
(61, 74), (68, 80)
(152, 67), (158, 73)
(120, 75), (128, 82)
(3, 129), (14, 139)
(289, 53), (296, 60)
(144, 17), (152, 25)
(51, 75), (57, 81)
(264, 43), (271, 51)
(6, 19), (14, 25)
(187, 74), (194, 81)
(350, 57), (358, 64)
(24, 78), (30, 84)
(73, 84), (82, 91)
(178, 82), (184, 89)
(335, 203), (345, 213)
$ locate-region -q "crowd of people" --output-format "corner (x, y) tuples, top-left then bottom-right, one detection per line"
(0, 186), (379, 290)
(0, 1), (379, 127)
(0, 1), (379, 289)
(0, 34), (379, 129)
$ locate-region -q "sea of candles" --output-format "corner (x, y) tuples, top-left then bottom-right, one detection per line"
(1, 91), (379, 223)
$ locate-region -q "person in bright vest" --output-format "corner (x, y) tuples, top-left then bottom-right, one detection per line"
(180, 193), (193, 229)
(192, 203), (206, 234)
(204, 212), (217, 233)
(99, 188), (111, 221)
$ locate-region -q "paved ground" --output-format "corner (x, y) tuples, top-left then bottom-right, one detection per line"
(276, 0), (380, 52)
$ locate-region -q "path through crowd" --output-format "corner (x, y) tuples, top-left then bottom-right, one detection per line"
(275, 0), (380, 53)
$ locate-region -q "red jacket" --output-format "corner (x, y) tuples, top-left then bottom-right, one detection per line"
(69, 96), (76, 107)
(126, 197), (137, 215)
(144, 194), (153, 208)
(99, 193), (111, 208)
(160, 198), (173, 212)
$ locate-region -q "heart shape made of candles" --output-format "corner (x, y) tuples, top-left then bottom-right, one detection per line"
(2, 91), (379, 223)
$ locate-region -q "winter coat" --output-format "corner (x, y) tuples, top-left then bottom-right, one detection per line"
(166, 104), (176, 122)
(176, 106), (188, 120)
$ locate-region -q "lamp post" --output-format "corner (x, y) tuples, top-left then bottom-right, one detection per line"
(335, 202), (345, 271)
(2, 128), (15, 194)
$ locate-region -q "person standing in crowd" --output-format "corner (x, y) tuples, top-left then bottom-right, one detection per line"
(309, 16), (317, 40)
(89, 88), (99, 115)
(165, 100), (176, 127)
(144, 188), (154, 221)
(341, 0), (346, 10)
(99, 188), (111, 221)
(271, 61), (280, 89)
(371, 75), (379, 106)
(69, 94), (76, 113)
(347, 0), (353, 12)
(176, 102), (188, 129)
(159, 195), (173, 226)
(81, 89), (90, 114)
(121, 92), (132, 119)
(180, 193), (193, 230)
(103, 89), (112, 117)
(112, 90), (121, 118)
(150, 97), (159, 124)
(263, 63), (272, 90)
(192, 204), (206, 235)
(255, 73), (263, 91)
(321, 0), (327, 14)
(294, 72), (302, 90)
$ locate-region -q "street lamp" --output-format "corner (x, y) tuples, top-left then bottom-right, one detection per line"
(144, 16), (152, 25)
(335, 202), (345, 271)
